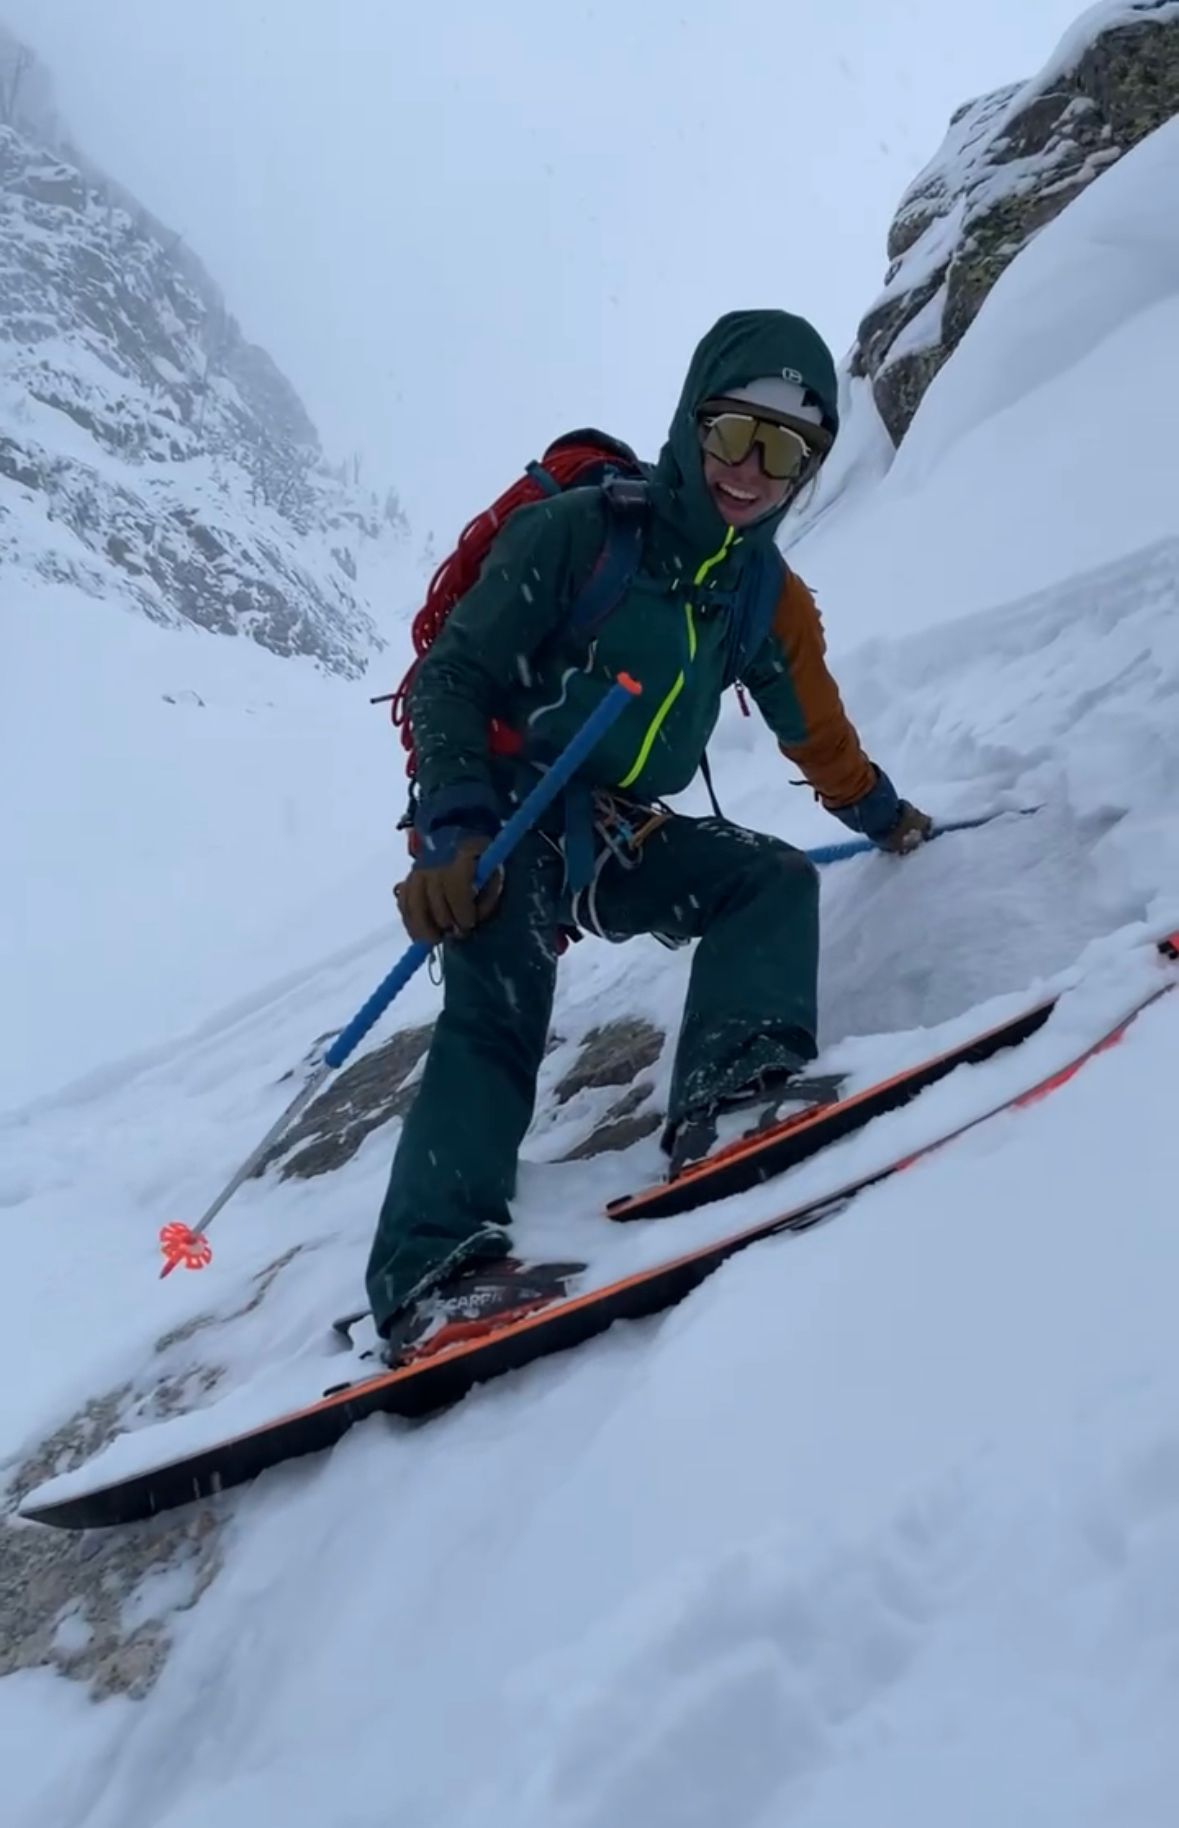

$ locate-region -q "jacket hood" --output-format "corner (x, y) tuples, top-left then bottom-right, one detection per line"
(648, 309), (839, 557)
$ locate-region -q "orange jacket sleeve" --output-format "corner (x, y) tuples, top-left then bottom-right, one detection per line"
(745, 568), (877, 810)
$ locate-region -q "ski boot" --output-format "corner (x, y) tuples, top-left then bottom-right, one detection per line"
(665, 1068), (845, 1180)
(381, 1245), (586, 1367)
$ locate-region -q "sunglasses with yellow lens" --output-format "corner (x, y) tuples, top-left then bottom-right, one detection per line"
(698, 411), (816, 482)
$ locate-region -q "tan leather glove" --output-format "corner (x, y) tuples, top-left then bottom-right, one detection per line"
(395, 836), (504, 946)
(878, 802), (934, 855)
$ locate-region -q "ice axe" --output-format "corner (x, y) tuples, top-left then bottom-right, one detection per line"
(158, 674), (644, 1277)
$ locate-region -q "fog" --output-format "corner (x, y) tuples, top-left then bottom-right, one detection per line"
(5, 0), (1086, 534)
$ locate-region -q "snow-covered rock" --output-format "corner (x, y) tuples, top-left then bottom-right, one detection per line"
(794, 111), (1179, 640)
(0, 28), (401, 677)
(853, 0), (1179, 444)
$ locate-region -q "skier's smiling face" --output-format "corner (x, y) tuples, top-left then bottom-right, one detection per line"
(700, 442), (795, 528)
(696, 408), (815, 528)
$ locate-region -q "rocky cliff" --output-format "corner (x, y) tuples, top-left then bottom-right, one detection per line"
(853, 0), (1179, 444)
(0, 26), (397, 677)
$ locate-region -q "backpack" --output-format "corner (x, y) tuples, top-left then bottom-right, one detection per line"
(374, 427), (786, 838)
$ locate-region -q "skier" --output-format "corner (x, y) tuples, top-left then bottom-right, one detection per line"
(368, 309), (930, 1355)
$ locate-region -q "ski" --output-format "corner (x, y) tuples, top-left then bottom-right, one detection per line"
(610, 996), (1058, 1221)
(21, 937), (1177, 1531)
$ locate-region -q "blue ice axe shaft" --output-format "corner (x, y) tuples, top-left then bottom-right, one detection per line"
(326, 673), (641, 1065)
(169, 676), (643, 1261)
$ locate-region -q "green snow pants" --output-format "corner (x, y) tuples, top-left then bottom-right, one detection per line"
(366, 814), (819, 1332)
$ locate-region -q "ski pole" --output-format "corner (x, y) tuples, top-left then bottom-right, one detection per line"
(804, 807), (1039, 868)
(158, 673), (644, 1277)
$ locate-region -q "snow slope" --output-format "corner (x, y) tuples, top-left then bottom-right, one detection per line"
(6, 94), (1179, 1828)
(1, 565), (421, 1112)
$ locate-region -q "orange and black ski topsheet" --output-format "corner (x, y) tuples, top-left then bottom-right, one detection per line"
(611, 930), (1179, 1220)
(610, 999), (1054, 1221)
(22, 938), (1178, 1532)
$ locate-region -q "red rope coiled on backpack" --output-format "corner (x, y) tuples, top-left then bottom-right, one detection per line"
(387, 435), (642, 784)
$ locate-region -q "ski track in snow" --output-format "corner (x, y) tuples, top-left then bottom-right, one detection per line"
(8, 93), (1179, 1828)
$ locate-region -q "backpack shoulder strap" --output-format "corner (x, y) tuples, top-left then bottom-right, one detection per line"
(566, 475), (650, 642)
(725, 545), (788, 687)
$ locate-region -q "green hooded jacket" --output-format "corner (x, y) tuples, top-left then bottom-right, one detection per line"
(410, 310), (840, 832)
